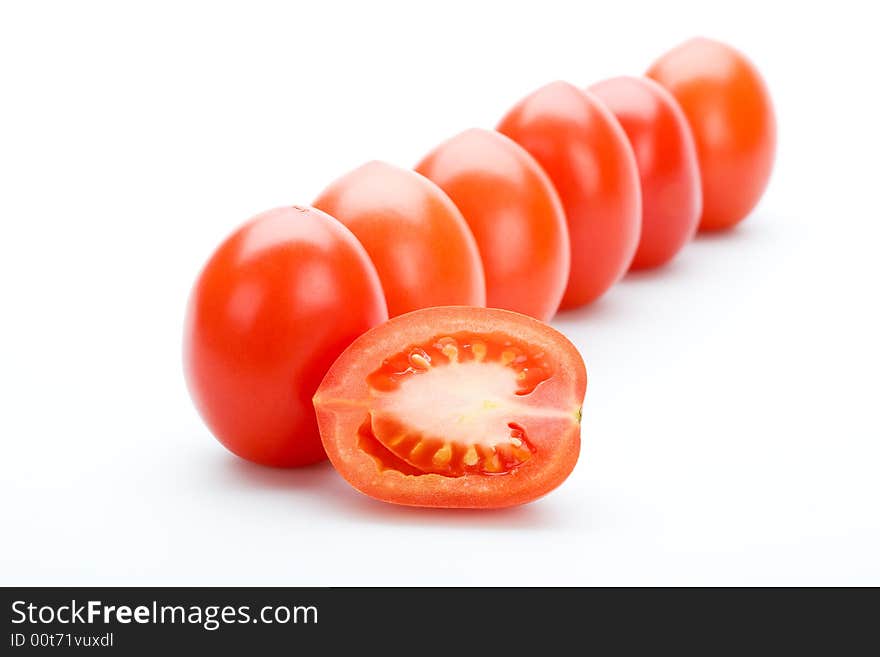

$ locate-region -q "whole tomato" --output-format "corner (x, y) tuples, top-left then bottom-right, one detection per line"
(314, 161), (485, 318)
(498, 81), (641, 309)
(416, 128), (569, 321)
(183, 206), (388, 467)
(647, 38), (776, 231)
(590, 76), (702, 269)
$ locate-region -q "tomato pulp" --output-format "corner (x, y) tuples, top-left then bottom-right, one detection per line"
(314, 161), (485, 318)
(313, 307), (587, 508)
(590, 76), (702, 270)
(183, 206), (388, 467)
(416, 128), (570, 321)
(647, 37), (776, 231)
(498, 81), (641, 309)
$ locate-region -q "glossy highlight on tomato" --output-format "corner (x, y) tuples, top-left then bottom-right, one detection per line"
(498, 81), (641, 309)
(313, 306), (587, 508)
(590, 76), (702, 270)
(183, 206), (388, 467)
(314, 161), (486, 318)
(416, 128), (569, 321)
(647, 37), (776, 231)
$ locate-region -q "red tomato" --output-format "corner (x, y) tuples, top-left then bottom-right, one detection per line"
(313, 306), (587, 508)
(314, 161), (485, 317)
(647, 38), (776, 231)
(183, 206), (388, 467)
(590, 76), (702, 270)
(416, 128), (569, 321)
(497, 81), (641, 309)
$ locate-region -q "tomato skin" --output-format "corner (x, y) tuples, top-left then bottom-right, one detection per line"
(314, 161), (486, 318)
(497, 81), (641, 309)
(183, 206), (388, 467)
(416, 128), (569, 321)
(590, 76), (702, 270)
(313, 306), (587, 508)
(647, 38), (776, 231)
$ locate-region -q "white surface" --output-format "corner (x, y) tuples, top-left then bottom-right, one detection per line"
(1, 0), (878, 586)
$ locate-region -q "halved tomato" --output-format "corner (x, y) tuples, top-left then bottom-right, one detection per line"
(313, 306), (587, 508)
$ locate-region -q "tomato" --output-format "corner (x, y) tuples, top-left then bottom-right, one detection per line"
(647, 37), (776, 231)
(415, 128), (569, 321)
(313, 306), (587, 508)
(314, 161), (486, 317)
(590, 76), (702, 269)
(497, 81), (641, 309)
(183, 206), (388, 467)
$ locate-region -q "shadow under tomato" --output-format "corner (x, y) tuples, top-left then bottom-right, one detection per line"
(625, 219), (767, 280)
(692, 218), (760, 244)
(554, 294), (624, 324)
(216, 455), (571, 530)
(623, 252), (692, 285)
(557, 217), (774, 322)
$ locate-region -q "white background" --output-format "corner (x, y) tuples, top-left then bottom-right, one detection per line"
(2, 0), (878, 586)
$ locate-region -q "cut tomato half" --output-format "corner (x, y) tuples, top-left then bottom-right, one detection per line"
(313, 307), (587, 508)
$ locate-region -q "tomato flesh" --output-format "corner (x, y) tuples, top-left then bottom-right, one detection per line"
(365, 331), (544, 477)
(314, 307), (586, 508)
